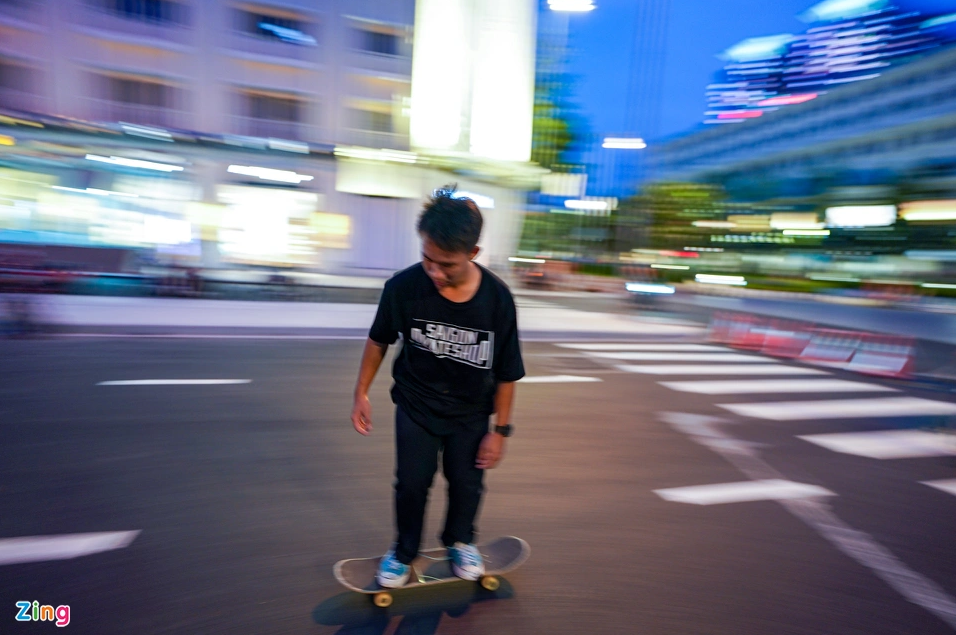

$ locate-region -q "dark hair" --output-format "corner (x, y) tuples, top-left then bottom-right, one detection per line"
(417, 184), (483, 253)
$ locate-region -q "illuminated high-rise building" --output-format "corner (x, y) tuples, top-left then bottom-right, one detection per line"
(705, 0), (956, 124)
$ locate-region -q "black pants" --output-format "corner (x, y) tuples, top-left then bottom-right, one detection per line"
(393, 406), (487, 564)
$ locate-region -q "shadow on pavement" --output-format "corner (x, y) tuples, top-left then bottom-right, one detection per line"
(313, 578), (515, 634)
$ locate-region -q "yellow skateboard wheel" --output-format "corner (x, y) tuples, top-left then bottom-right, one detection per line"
(480, 576), (500, 591)
(373, 592), (393, 607)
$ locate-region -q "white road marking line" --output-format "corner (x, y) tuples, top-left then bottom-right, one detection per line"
(922, 479), (956, 497)
(59, 334), (368, 340)
(659, 379), (898, 395)
(515, 299), (562, 309)
(589, 352), (774, 362)
(799, 430), (956, 459)
(557, 343), (728, 351)
(720, 397), (956, 421)
(97, 379), (252, 386)
(654, 479), (835, 505)
(0, 531), (141, 566)
(519, 375), (603, 384)
(618, 364), (828, 376)
(660, 412), (956, 630)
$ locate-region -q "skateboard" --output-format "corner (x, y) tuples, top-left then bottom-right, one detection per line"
(334, 536), (530, 607)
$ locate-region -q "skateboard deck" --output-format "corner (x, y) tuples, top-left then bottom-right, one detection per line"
(334, 536), (530, 607)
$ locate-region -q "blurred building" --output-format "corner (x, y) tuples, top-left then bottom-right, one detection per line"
(658, 43), (956, 198)
(0, 0), (542, 274)
(705, 0), (955, 124)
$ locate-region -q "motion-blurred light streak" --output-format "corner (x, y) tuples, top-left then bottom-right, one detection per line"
(226, 165), (313, 184)
(601, 137), (646, 149)
(547, 0), (596, 12)
(85, 154), (184, 172)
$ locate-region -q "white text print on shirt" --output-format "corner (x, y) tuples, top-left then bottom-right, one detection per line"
(409, 319), (495, 370)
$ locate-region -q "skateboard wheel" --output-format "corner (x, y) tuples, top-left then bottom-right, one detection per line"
(373, 592), (393, 608)
(480, 576), (500, 591)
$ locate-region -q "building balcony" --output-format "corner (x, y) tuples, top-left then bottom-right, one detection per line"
(347, 50), (411, 79)
(85, 99), (191, 130)
(226, 32), (316, 64)
(337, 128), (408, 151)
(345, 77), (408, 107)
(230, 115), (323, 143)
(0, 86), (50, 115)
(75, 6), (193, 47)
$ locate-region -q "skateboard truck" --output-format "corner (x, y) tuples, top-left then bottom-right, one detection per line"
(335, 536), (529, 607)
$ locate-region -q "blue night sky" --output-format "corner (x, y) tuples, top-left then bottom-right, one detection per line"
(565, 0), (956, 143)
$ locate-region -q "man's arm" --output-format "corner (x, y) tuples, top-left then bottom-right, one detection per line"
(493, 381), (516, 427)
(476, 381), (515, 469)
(351, 338), (389, 435)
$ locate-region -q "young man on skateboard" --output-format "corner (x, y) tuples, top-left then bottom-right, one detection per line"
(351, 186), (525, 589)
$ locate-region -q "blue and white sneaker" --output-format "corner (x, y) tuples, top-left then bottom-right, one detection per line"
(376, 550), (411, 588)
(448, 542), (484, 581)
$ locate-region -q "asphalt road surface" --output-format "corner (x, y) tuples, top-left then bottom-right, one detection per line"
(2, 336), (956, 634)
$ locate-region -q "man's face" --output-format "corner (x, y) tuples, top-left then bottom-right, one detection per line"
(421, 235), (478, 290)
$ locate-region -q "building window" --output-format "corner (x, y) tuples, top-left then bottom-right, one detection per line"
(90, 73), (184, 127)
(237, 91), (307, 139)
(348, 108), (392, 133)
(237, 9), (316, 46)
(358, 30), (400, 56)
(0, 59), (42, 112)
(108, 76), (172, 107)
(0, 59), (33, 92)
(91, 0), (190, 25)
(247, 93), (301, 122)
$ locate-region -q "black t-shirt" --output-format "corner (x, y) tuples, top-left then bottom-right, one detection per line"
(369, 263), (525, 432)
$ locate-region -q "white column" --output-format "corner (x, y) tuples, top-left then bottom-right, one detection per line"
(468, 0), (537, 162)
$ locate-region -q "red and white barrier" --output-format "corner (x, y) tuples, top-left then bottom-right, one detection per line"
(798, 329), (863, 367)
(706, 312), (735, 344)
(846, 334), (915, 379)
(709, 312), (778, 351)
(708, 312), (918, 380)
(730, 315), (768, 350)
(761, 320), (813, 358)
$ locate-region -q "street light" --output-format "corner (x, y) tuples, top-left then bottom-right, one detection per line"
(548, 0), (595, 12)
(602, 137), (646, 149)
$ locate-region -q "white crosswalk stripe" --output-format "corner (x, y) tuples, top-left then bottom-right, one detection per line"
(557, 343), (729, 352)
(618, 364), (829, 376)
(98, 379), (251, 386)
(515, 298), (564, 310)
(520, 375), (603, 384)
(558, 341), (956, 477)
(654, 479), (835, 505)
(720, 397), (956, 421)
(588, 352), (776, 362)
(921, 479), (956, 496)
(554, 342), (824, 376)
(0, 531), (141, 566)
(659, 379), (898, 395)
(799, 430), (956, 459)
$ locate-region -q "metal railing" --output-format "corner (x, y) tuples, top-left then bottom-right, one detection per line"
(0, 87), (51, 115)
(85, 99), (191, 129)
(227, 32), (315, 62)
(229, 115), (324, 142)
(338, 128), (409, 150)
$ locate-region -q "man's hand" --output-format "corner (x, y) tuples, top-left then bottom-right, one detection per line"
(476, 432), (505, 469)
(351, 395), (373, 435)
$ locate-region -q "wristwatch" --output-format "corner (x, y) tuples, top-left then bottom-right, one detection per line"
(492, 424), (513, 438)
